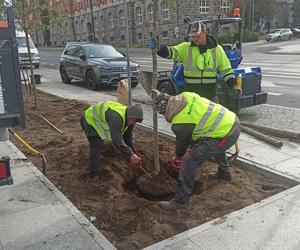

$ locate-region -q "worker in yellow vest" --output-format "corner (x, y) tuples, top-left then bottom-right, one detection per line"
(151, 90), (241, 210)
(80, 101), (143, 186)
(157, 21), (237, 101)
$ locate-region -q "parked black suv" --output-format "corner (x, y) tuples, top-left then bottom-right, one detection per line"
(59, 43), (141, 90)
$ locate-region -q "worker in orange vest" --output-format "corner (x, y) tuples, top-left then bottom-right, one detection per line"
(233, 7), (241, 17)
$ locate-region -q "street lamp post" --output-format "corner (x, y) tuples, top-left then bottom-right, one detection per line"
(88, 0), (96, 42)
(252, 0), (255, 32)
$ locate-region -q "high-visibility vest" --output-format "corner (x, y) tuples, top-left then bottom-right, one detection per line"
(169, 42), (234, 84)
(172, 92), (236, 140)
(84, 101), (128, 140)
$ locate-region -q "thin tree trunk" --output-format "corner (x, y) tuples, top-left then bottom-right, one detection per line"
(22, 0), (38, 108)
(152, 0), (160, 176)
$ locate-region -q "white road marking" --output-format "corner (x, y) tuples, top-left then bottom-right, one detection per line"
(267, 92), (282, 96)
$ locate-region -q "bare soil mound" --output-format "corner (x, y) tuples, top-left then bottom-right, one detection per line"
(12, 90), (289, 250)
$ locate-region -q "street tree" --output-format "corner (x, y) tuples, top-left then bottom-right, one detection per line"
(10, 0), (65, 108)
(292, 0), (300, 25)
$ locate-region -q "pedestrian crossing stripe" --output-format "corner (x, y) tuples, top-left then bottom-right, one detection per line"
(267, 92), (282, 96)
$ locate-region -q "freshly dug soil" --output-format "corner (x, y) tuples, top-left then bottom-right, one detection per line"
(12, 90), (290, 250)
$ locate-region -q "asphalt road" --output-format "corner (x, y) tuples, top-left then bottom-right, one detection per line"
(38, 39), (300, 109)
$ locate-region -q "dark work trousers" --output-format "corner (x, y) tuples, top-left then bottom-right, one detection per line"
(80, 115), (103, 178)
(175, 121), (241, 204)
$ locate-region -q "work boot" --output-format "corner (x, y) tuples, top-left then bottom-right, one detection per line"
(218, 169), (232, 181)
(159, 198), (188, 210)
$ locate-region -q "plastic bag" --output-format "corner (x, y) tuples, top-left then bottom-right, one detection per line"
(117, 79), (129, 105)
(171, 63), (185, 88)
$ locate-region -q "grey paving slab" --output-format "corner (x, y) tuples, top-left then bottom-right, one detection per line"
(0, 201), (82, 249)
(22, 230), (104, 250)
(236, 144), (294, 166)
(268, 157), (300, 181)
(26, 162), (117, 250)
(144, 185), (300, 250)
(0, 141), (26, 160)
(281, 187), (300, 208)
(0, 160), (36, 188)
(188, 198), (300, 250)
(0, 179), (56, 216)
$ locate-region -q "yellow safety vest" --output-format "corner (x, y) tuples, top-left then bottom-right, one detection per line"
(169, 42), (234, 84)
(172, 92), (236, 140)
(84, 101), (128, 140)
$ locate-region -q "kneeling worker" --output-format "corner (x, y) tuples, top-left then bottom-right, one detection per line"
(80, 101), (143, 186)
(151, 90), (241, 210)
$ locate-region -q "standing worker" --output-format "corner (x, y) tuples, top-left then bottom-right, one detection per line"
(151, 90), (241, 210)
(157, 21), (237, 101)
(80, 101), (144, 186)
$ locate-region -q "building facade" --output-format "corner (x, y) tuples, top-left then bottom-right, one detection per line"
(45, 0), (297, 47)
(48, 0), (232, 47)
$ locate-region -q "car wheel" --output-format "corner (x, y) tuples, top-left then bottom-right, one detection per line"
(34, 64), (39, 69)
(288, 35), (292, 40)
(86, 70), (97, 90)
(157, 80), (176, 95)
(277, 36), (281, 41)
(60, 66), (71, 84)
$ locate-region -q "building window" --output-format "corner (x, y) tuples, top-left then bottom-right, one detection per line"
(119, 10), (125, 27)
(99, 16), (104, 33)
(199, 0), (210, 13)
(108, 13), (113, 28)
(162, 31), (168, 37)
(147, 4), (153, 22)
(161, 1), (169, 20)
(138, 33), (142, 40)
(220, 0), (230, 13)
(80, 19), (84, 33)
(136, 7), (142, 24)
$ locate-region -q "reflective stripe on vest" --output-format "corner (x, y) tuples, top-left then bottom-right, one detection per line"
(171, 92), (235, 140)
(185, 77), (217, 84)
(92, 103), (111, 140)
(85, 101), (127, 141)
(186, 45), (217, 73)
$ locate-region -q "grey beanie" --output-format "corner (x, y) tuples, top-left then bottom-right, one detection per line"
(151, 89), (171, 115)
(127, 104), (143, 121)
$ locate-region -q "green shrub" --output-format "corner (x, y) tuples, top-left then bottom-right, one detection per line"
(242, 29), (259, 42)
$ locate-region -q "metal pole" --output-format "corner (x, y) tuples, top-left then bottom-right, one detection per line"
(252, 0), (255, 32)
(89, 0), (95, 42)
(123, 0), (132, 104)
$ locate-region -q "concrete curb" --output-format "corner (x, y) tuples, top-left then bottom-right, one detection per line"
(25, 160), (117, 250)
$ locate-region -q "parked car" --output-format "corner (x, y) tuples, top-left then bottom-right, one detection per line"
(16, 30), (40, 68)
(291, 27), (300, 38)
(59, 43), (141, 90)
(265, 28), (293, 41)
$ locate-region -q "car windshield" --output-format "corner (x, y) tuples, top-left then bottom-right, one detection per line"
(270, 30), (281, 34)
(16, 37), (35, 48)
(84, 45), (124, 58)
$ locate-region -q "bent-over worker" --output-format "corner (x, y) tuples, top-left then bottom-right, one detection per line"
(80, 101), (143, 186)
(151, 90), (241, 210)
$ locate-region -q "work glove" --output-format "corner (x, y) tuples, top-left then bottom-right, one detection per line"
(171, 155), (182, 170)
(225, 77), (236, 89)
(129, 153), (142, 168)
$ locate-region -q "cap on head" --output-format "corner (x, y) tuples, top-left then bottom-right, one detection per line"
(127, 104), (143, 122)
(188, 21), (207, 36)
(151, 89), (171, 115)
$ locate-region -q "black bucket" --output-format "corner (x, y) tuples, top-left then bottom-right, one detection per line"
(30, 74), (42, 85)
